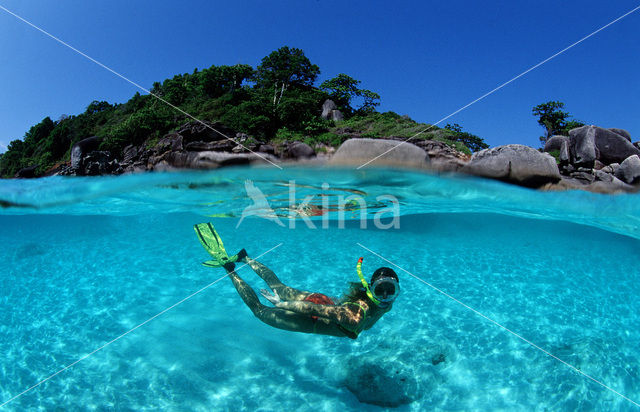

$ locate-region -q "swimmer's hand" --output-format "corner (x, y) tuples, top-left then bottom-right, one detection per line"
(260, 289), (281, 305)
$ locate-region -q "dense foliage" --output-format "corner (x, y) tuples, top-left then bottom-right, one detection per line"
(320, 73), (380, 116)
(532, 101), (585, 145)
(443, 123), (489, 153)
(1, 46), (487, 177)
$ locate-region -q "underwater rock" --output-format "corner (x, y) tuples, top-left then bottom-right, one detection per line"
(463, 144), (560, 188)
(344, 358), (420, 407)
(330, 138), (430, 168)
(342, 338), (454, 407)
(15, 242), (47, 259)
(431, 353), (446, 365)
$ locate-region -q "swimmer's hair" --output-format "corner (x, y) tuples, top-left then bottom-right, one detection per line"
(371, 267), (398, 283)
(340, 282), (368, 304)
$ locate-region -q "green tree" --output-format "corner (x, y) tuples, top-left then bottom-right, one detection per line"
(198, 64), (254, 98)
(43, 122), (72, 159)
(319, 73), (380, 115)
(85, 100), (112, 114)
(532, 101), (584, 145)
(562, 119), (585, 135)
(101, 106), (173, 152)
(444, 123), (489, 152)
(0, 139), (26, 177)
(256, 46), (320, 108)
(359, 89), (381, 114)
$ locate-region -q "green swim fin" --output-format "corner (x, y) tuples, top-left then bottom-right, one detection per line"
(194, 222), (238, 268)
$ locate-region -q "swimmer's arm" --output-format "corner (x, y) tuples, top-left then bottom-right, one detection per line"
(276, 301), (363, 328)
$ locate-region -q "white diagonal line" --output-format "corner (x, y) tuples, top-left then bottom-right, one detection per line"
(0, 243), (283, 408)
(356, 243), (640, 408)
(356, 4), (640, 169)
(0, 4), (282, 170)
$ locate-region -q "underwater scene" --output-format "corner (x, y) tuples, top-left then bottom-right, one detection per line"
(1, 167), (639, 411)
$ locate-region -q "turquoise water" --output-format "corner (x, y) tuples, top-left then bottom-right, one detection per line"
(1, 167), (639, 410)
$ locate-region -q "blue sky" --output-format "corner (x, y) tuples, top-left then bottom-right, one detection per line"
(0, 0), (639, 153)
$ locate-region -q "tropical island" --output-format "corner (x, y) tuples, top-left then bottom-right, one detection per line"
(1, 46), (639, 194)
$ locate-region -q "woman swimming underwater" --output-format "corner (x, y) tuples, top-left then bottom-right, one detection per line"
(194, 223), (399, 339)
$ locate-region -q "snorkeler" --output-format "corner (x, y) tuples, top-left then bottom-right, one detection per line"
(194, 222), (399, 339)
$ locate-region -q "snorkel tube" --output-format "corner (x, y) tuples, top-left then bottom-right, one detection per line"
(356, 257), (382, 306)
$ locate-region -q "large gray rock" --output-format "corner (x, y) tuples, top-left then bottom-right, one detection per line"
(570, 125), (640, 165)
(159, 150), (279, 170)
(155, 133), (184, 152)
(405, 139), (468, 172)
(321, 99), (337, 119)
(70, 136), (101, 169)
(559, 138), (570, 163)
(14, 165), (39, 178)
(329, 138), (430, 168)
(543, 135), (570, 165)
(569, 126), (597, 167)
(122, 145), (139, 163)
(184, 140), (235, 152)
(321, 99), (344, 122)
(608, 128), (632, 141)
(287, 141), (315, 159)
(463, 144), (560, 187)
(543, 135), (569, 153)
(177, 121), (235, 143)
(78, 151), (122, 176)
(257, 144), (275, 154)
(614, 155), (640, 184)
(589, 176), (635, 193)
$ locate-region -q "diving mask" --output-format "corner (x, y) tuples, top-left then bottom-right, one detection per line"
(370, 276), (400, 303)
(356, 257), (400, 306)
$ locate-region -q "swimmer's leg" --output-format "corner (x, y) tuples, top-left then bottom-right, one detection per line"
(242, 256), (309, 301)
(226, 268), (316, 333)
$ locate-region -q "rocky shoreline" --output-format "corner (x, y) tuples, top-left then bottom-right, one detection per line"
(17, 120), (640, 194)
